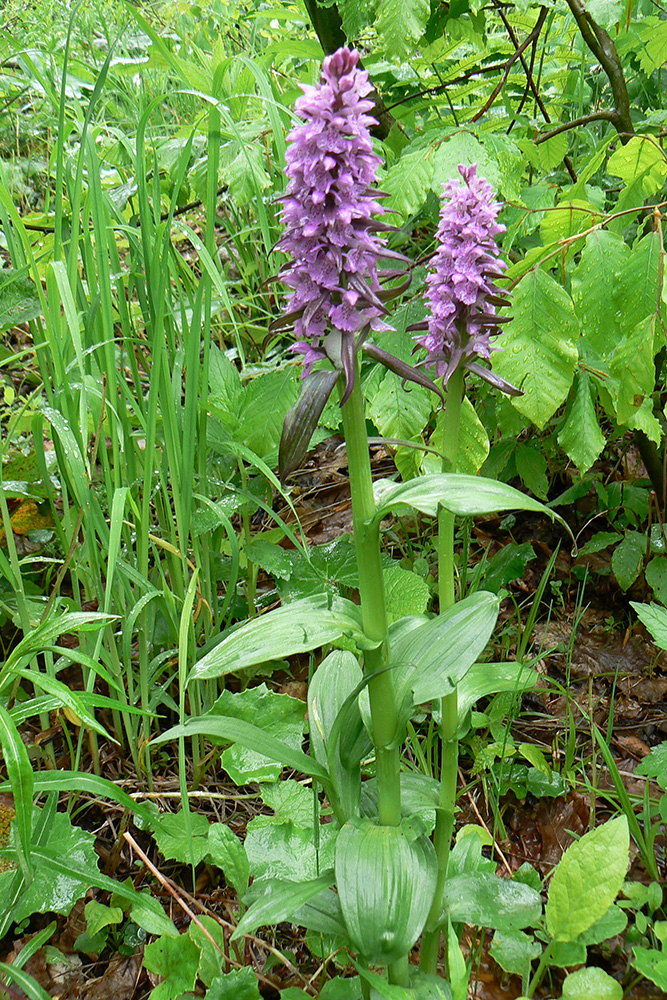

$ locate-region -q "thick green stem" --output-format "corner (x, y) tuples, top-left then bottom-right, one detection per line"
(420, 367), (465, 975)
(340, 364), (402, 830)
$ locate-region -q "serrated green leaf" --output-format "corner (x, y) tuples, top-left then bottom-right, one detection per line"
(561, 966), (622, 1000)
(383, 564), (430, 624)
(0, 270), (43, 333)
(367, 372), (431, 479)
(611, 531), (645, 591)
(558, 371), (605, 473)
(207, 966), (262, 1000)
(631, 601), (667, 649)
(492, 268), (578, 429)
(143, 933), (201, 1000)
(545, 816), (629, 941)
(631, 948), (667, 991)
(644, 556), (667, 604)
(340, 0), (376, 36)
(489, 929), (541, 979)
(608, 136), (667, 199)
(212, 684), (306, 784)
(636, 18), (667, 74)
(442, 873), (542, 931)
(515, 443), (548, 500)
(636, 740), (667, 788)
(609, 316), (656, 424)
(150, 809), (212, 865)
(207, 823), (249, 898)
(335, 817), (437, 964)
(539, 200), (601, 245)
(432, 133), (502, 193)
(374, 0), (429, 60)
(585, 0), (622, 27)
(383, 147), (435, 218)
(245, 815), (336, 881)
(537, 133), (569, 172)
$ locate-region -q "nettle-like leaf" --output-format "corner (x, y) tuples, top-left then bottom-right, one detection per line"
(545, 816), (629, 942)
(585, 0), (622, 28)
(558, 371), (606, 474)
(212, 684), (307, 784)
(492, 268), (579, 429)
(383, 146), (435, 219)
(374, 0), (430, 61)
(367, 372), (432, 479)
(635, 18), (667, 75)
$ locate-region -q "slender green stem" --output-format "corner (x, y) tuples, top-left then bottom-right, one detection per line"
(420, 366), (465, 975)
(339, 359), (406, 986)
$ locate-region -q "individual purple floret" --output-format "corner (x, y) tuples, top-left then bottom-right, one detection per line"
(273, 47), (398, 401)
(412, 164), (513, 388)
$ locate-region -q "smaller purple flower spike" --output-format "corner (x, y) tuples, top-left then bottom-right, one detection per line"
(272, 47), (400, 402)
(412, 165), (518, 393)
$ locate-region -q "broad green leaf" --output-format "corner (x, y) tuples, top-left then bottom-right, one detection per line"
(432, 133), (502, 194)
(611, 531), (645, 591)
(384, 564), (430, 624)
(539, 200), (601, 244)
(189, 595), (367, 681)
(143, 933), (201, 1000)
(632, 947), (667, 990)
(208, 344), (242, 415)
(609, 316), (656, 424)
(482, 543), (536, 594)
(545, 816), (629, 941)
(244, 814), (336, 881)
(635, 739), (667, 788)
(207, 823), (249, 898)
(608, 136), (667, 200)
(456, 661), (538, 724)
(636, 18), (667, 74)
(84, 900), (123, 937)
(261, 780), (317, 827)
(5, 811), (99, 923)
(558, 372), (605, 473)
(374, 0), (429, 61)
(585, 0), (622, 27)
(0, 270), (43, 333)
(232, 872), (335, 941)
(368, 373), (432, 479)
(384, 147), (435, 218)
(188, 916), (225, 987)
(515, 443), (548, 499)
(309, 651), (363, 769)
(390, 591), (499, 704)
(644, 556), (667, 604)
(373, 473), (566, 526)
(0, 704), (33, 880)
(212, 684), (306, 784)
(489, 929), (541, 980)
(335, 817), (437, 964)
(561, 966), (622, 1000)
(492, 268), (579, 428)
(152, 715), (329, 785)
(339, 0), (375, 36)
(536, 132), (568, 172)
(207, 967), (262, 1000)
(291, 885), (348, 937)
(150, 809), (212, 865)
(441, 873), (542, 931)
(238, 368), (299, 461)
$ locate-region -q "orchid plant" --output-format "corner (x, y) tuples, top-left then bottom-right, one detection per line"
(155, 47), (569, 996)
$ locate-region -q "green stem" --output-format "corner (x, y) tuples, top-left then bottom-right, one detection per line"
(339, 361), (405, 986)
(340, 362), (401, 828)
(420, 367), (465, 975)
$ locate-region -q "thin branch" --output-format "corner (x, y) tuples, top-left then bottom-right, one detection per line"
(385, 61), (510, 112)
(471, 8), (548, 123)
(534, 110), (616, 143)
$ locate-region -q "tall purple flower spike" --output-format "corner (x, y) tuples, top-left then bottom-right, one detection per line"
(412, 165), (519, 393)
(273, 47), (399, 403)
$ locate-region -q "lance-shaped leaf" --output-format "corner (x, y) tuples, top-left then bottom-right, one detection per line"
(390, 591), (500, 704)
(232, 872), (335, 941)
(279, 369), (340, 480)
(151, 715), (330, 786)
(372, 474), (572, 544)
(363, 342), (444, 401)
(189, 594), (371, 682)
(335, 816), (437, 964)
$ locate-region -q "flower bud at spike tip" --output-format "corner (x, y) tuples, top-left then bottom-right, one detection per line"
(414, 164), (511, 387)
(274, 47), (395, 398)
